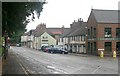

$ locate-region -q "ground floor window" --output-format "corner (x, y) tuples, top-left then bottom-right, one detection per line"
(90, 43), (93, 53)
(116, 42), (120, 52)
(88, 42), (90, 52)
(105, 42), (112, 52)
(94, 42), (96, 52)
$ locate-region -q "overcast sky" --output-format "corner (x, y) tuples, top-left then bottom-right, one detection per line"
(26, 0), (120, 31)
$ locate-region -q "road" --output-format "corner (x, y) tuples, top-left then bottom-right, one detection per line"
(6, 46), (118, 74)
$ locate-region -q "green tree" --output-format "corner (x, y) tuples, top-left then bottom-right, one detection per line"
(2, 2), (46, 37)
(2, 1), (46, 58)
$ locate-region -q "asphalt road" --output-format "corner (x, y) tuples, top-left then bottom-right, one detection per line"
(7, 46), (118, 74)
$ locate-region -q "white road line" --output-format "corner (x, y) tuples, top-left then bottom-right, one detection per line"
(47, 65), (68, 74)
(53, 71), (59, 74)
(92, 66), (101, 74)
(47, 66), (56, 69)
(19, 62), (29, 75)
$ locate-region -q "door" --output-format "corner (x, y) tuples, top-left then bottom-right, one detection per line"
(105, 42), (112, 53)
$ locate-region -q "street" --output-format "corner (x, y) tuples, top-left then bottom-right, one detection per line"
(3, 46), (118, 74)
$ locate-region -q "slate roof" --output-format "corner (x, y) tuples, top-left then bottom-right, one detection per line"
(69, 24), (86, 36)
(60, 28), (71, 37)
(34, 27), (70, 37)
(67, 22), (86, 36)
(92, 9), (119, 23)
(34, 28), (52, 37)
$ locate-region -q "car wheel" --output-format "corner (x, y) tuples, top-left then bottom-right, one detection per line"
(62, 52), (65, 54)
(50, 51), (53, 54)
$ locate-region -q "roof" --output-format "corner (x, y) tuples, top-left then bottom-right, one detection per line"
(92, 9), (119, 23)
(34, 27), (70, 37)
(47, 28), (62, 34)
(67, 22), (86, 36)
(60, 28), (71, 37)
(34, 29), (52, 37)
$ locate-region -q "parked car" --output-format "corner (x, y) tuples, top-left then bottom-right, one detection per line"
(16, 43), (21, 47)
(41, 46), (50, 51)
(48, 47), (68, 54)
(44, 47), (52, 52)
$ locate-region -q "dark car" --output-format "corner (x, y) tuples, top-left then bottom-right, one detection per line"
(48, 47), (68, 54)
(41, 46), (49, 51)
(44, 47), (52, 52)
(16, 43), (21, 47)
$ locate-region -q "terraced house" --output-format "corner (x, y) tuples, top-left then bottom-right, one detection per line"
(58, 18), (87, 53)
(86, 9), (120, 56)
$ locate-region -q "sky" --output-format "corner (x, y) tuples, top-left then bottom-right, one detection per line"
(26, 0), (120, 31)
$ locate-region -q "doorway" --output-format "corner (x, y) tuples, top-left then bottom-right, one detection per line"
(105, 42), (112, 53)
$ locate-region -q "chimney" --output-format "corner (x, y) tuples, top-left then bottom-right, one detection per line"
(61, 25), (64, 34)
(40, 23), (46, 29)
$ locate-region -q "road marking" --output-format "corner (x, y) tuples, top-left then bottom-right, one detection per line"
(92, 66), (101, 74)
(53, 71), (59, 74)
(19, 62), (29, 75)
(47, 65), (68, 74)
(47, 66), (56, 69)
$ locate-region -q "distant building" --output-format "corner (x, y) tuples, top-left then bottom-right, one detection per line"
(58, 18), (87, 53)
(32, 23), (70, 50)
(21, 33), (28, 46)
(86, 9), (120, 55)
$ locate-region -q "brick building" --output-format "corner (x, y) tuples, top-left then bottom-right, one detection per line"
(86, 9), (120, 56)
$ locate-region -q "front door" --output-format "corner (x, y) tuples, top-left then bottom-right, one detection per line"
(105, 42), (112, 53)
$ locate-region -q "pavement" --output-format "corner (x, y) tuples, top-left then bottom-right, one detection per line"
(2, 49), (27, 75)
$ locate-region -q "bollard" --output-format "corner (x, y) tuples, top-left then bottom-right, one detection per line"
(100, 51), (104, 58)
(113, 51), (116, 58)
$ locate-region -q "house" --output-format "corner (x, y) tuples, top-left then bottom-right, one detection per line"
(86, 9), (120, 56)
(21, 30), (35, 48)
(21, 33), (28, 46)
(41, 32), (56, 47)
(58, 18), (87, 53)
(27, 30), (35, 48)
(33, 23), (70, 50)
(58, 26), (71, 47)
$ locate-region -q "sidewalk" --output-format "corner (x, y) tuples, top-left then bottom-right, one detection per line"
(0, 57), (2, 76)
(2, 49), (26, 75)
(68, 52), (97, 57)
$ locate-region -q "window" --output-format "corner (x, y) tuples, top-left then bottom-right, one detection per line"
(88, 42), (90, 52)
(84, 35), (85, 41)
(81, 35), (82, 41)
(93, 28), (96, 38)
(42, 40), (48, 42)
(61, 38), (63, 42)
(74, 36), (76, 41)
(104, 28), (112, 38)
(81, 35), (85, 41)
(105, 42), (112, 52)
(116, 28), (120, 38)
(43, 36), (48, 39)
(88, 29), (90, 38)
(94, 42), (96, 52)
(91, 27), (92, 38)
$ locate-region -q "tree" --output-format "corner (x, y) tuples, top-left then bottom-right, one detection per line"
(2, 2), (46, 37)
(2, 1), (46, 59)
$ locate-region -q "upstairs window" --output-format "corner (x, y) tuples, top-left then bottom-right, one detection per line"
(116, 28), (120, 38)
(104, 28), (112, 38)
(93, 28), (96, 38)
(88, 29), (90, 38)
